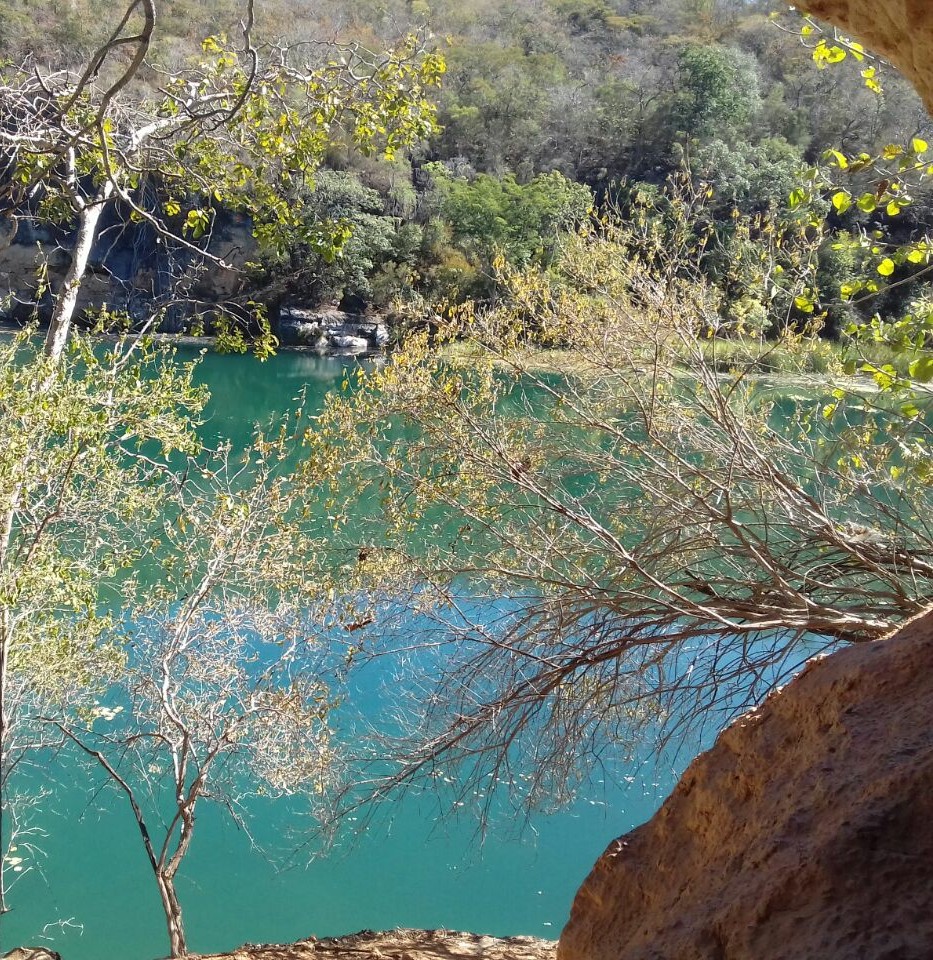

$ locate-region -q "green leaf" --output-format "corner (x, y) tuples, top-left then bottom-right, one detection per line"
(908, 356), (933, 382)
(794, 294), (815, 313)
(832, 191), (852, 213)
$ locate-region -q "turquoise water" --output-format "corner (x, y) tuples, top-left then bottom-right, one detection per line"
(2, 348), (682, 959)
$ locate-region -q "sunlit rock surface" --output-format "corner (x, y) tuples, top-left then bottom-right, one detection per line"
(194, 929), (556, 960)
(805, 0), (933, 111)
(558, 608), (933, 960)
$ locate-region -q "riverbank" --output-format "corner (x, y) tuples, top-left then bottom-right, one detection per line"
(439, 334), (923, 381)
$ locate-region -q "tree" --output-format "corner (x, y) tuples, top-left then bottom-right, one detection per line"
(47, 424), (340, 957)
(0, 342), (344, 954)
(670, 43), (760, 141)
(0, 0), (443, 930)
(429, 167), (593, 271)
(0, 334), (205, 914)
(0, 0), (444, 359)
(253, 169), (401, 309)
(301, 209), (933, 816)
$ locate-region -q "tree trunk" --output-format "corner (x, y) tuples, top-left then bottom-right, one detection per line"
(156, 870), (189, 957)
(44, 184), (113, 363)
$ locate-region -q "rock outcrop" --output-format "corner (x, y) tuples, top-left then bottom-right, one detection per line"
(276, 306), (390, 353)
(558, 608), (933, 960)
(192, 929), (556, 960)
(0, 207), (252, 331)
(805, 0), (933, 112)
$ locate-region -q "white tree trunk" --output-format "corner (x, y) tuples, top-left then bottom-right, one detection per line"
(156, 872), (189, 957)
(44, 184), (113, 363)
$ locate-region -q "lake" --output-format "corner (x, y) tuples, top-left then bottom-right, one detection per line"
(2, 347), (685, 959)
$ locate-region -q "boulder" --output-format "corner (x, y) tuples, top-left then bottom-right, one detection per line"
(2, 949), (63, 960)
(558, 608), (933, 960)
(277, 307), (326, 346)
(329, 334), (370, 353)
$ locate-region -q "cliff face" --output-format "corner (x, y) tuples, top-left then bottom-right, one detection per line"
(804, 0), (933, 111)
(558, 608), (933, 960)
(0, 208), (252, 331)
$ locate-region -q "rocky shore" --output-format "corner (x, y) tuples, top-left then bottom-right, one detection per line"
(2, 929), (556, 960)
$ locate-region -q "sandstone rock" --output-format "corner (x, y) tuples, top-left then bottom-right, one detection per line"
(558, 608), (933, 960)
(806, 1), (933, 112)
(2, 949), (63, 960)
(192, 928), (556, 960)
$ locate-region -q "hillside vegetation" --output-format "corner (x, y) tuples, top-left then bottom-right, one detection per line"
(3, 0), (933, 339)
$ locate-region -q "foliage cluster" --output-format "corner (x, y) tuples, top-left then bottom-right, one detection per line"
(302, 213), (933, 814)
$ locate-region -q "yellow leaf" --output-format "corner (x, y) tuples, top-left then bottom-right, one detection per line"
(877, 258), (896, 276)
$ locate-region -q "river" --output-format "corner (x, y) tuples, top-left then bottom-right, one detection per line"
(2, 347), (683, 959)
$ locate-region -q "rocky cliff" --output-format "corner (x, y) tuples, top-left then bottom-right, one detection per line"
(0, 205), (253, 331)
(558, 607), (933, 960)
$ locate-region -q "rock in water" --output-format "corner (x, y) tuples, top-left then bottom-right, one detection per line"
(275, 307), (387, 353)
(559, 608), (933, 960)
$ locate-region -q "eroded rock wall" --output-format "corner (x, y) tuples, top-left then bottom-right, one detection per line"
(557, 608), (933, 960)
(804, 0), (933, 111)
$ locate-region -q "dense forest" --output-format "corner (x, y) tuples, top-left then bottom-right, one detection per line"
(3, 0), (933, 339)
